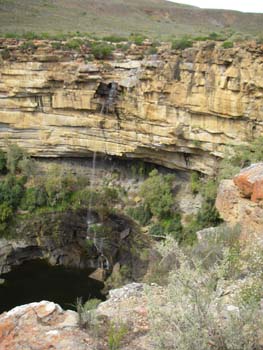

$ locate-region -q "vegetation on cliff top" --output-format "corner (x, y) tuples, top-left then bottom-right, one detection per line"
(0, 0), (263, 39)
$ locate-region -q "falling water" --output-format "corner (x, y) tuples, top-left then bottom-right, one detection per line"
(86, 152), (110, 271)
(87, 82), (119, 271)
(87, 151), (97, 227)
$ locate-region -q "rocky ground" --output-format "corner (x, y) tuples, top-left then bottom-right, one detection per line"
(0, 283), (156, 350)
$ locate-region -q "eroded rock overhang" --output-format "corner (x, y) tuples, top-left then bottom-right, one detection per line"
(0, 40), (263, 174)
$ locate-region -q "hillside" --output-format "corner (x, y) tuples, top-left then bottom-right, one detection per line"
(0, 0), (263, 38)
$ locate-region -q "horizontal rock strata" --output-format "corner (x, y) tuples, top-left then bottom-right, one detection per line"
(1, 40), (263, 174)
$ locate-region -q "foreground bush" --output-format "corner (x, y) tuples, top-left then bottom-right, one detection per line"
(147, 234), (263, 350)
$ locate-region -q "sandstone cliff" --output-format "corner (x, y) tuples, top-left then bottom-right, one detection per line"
(0, 40), (263, 174)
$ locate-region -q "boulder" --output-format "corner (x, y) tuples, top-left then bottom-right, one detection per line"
(216, 165), (263, 239)
(233, 163), (263, 202)
(0, 301), (91, 350)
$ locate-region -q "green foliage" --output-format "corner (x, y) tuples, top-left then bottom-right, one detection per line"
(0, 150), (7, 174)
(218, 136), (263, 181)
(44, 171), (76, 207)
(209, 31), (220, 40)
(0, 175), (25, 209)
(91, 42), (114, 59)
(6, 144), (25, 174)
(76, 297), (101, 329)
(149, 214), (183, 242)
(0, 202), (13, 223)
(103, 35), (127, 43)
(108, 322), (127, 350)
(222, 40), (234, 48)
(20, 187), (47, 212)
(20, 40), (36, 51)
(64, 38), (85, 50)
(23, 31), (39, 40)
(190, 171), (200, 194)
(51, 41), (63, 50)
(0, 48), (10, 60)
(116, 42), (130, 52)
(140, 169), (175, 219)
(172, 37), (193, 50)
(126, 204), (152, 226)
(129, 33), (146, 45)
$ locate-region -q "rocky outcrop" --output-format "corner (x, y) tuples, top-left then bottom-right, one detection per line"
(216, 164), (263, 239)
(0, 301), (88, 350)
(0, 283), (154, 350)
(233, 163), (263, 202)
(1, 40), (263, 174)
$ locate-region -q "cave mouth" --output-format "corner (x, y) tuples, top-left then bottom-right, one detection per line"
(0, 259), (106, 313)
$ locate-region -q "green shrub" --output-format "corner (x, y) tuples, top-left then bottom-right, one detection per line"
(51, 41), (64, 50)
(64, 38), (85, 51)
(0, 150), (7, 174)
(149, 214), (183, 241)
(0, 202), (13, 223)
(20, 186), (47, 212)
(116, 43), (130, 52)
(20, 41), (36, 51)
(23, 31), (39, 40)
(76, 297), (101, 329)
(129, 33), (146, 45)
(190, 171), (200, 194)
(6, 144), (27, 174)
(108, 322), (127, 350)
(5, 32), (19, 39)
(222, 41), (234, 48)
(126, 204), (152, 226)
(103, 35), (127, 43)
(140, 169), (175, 219)
(91, 42), (114, 59)
(1, 48), (11, 60)
(0, 175), (25, 209)
(209, 32), (220, 40)
(44, 171), (76, 207)
(172, 38), (193, 50)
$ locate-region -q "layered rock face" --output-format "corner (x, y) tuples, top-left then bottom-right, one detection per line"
(0, 40), (263, 174)
(216, 164), (263, 239)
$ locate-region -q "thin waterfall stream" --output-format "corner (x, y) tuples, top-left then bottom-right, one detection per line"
(86, 152), (110, 271)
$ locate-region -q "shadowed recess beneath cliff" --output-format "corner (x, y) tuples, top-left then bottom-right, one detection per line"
(0, 259), (105, 313)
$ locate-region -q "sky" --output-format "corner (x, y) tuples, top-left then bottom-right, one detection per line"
(167, 1), (263, 13)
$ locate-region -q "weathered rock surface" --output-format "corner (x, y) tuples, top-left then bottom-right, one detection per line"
(1, 40), (263, 174)
(216, 164), (263, 239)
(0, 301), (89, 350)
(0, 284), (156, 350)
(233, 163), (263, 202)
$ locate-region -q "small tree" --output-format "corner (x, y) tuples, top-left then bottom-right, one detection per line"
(140, 169), (175, 219)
